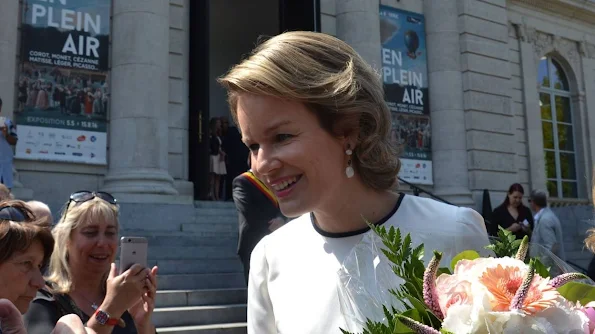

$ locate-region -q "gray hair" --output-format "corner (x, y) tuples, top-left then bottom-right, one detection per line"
(27, 200), (53, 225)
(530, 189), (548, 208)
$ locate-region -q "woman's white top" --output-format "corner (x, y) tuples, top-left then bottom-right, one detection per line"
(247, 193), (491, 334)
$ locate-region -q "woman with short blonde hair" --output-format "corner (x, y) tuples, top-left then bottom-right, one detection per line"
(219, 31), (490, 333)
(25, 192), (158, 334)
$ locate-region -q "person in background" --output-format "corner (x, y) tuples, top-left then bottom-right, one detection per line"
(27, 200), (54, 226)
(0, 98), (18, 190)
(1, 299), (99, 334)
(222, 116), (250, 202)
(0, 184), (12, 202)
(529, 189), (565, 261)
(24, 192), (158, 334)
(0, 200), (54, 315)
(209, 118), (227, 201)
(490, 183), (533, 239)
(584, 185), (595, 281)
(233, 156), (287, 284)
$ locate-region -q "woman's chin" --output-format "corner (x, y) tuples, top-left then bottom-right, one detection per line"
(279, 202), (308, 219)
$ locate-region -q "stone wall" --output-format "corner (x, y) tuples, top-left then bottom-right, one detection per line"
(459, 0), (518, 208)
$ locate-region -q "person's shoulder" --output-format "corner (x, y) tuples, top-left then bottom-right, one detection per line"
(233, 172), (255, 188)
(492, 204), (507, 213)
(544, 208), (562, 224)
(258, 213), (313, 249)
(399, 194), (460, 217)
(397, 194), (485, 232)
(33, 286), (57, 303)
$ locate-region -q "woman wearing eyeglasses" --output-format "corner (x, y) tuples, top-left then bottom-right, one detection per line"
(24, 191), (159, 334)
(0, 200), (54, 315)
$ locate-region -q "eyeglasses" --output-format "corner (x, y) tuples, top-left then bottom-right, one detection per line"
(61, 191), (117, 224)
(0, 205), (29, 222)
(69, 191), (117, 205)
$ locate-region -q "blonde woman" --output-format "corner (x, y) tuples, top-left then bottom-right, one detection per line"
(24, 191), (158, 334)
(218, 31), (490, 333)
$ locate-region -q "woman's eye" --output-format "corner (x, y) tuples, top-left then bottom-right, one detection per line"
(83, 231), (97, 237)
(105, 231), (116, 237)
(21, 261), (33, 270)
(276, 134), (293, 142)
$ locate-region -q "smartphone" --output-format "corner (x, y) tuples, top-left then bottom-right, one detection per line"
(0, 116), (6, 127)
(119, 236), (148, 274)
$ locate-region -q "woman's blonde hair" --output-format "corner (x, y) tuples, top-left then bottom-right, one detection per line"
(218, 31), (400, 190)
(46, 197), (119, 294)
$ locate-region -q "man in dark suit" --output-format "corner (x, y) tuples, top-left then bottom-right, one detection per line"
(222, 120), (249, 201)
(233, 167), (286, 284)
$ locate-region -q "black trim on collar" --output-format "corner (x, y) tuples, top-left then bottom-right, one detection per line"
(311, 193), (405, 238)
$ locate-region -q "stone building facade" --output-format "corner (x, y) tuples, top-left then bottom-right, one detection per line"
(0, 0), (594, 217)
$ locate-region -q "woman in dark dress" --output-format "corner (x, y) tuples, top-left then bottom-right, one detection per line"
(490, 183), (534, 240)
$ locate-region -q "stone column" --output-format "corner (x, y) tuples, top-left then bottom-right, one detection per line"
(102, 0), (178, 200)
(423, 0), (474, 206)
(0, 1), (18, 114)
(0, 1), (34, 199)
(335, 0), (381, 69)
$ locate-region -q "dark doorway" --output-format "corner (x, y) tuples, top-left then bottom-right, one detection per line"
(188, 0), (210, 200)
(188, 0), (321, 200)
(279, 0), (321, 32)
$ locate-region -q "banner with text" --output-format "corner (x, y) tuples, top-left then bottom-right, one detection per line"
(15, 0), (110, 164)
(380, 6), (432, 185)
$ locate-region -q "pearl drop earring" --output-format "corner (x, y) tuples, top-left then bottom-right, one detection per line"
(345, 146), (354, 178)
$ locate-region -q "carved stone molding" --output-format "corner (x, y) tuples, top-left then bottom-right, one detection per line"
(511, 22), (595, 61)
(586, 43), (595, 59)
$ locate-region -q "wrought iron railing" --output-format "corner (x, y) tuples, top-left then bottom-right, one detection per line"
(397, 177), (453, 206)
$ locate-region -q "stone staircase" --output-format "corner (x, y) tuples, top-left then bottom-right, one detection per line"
(119, 201), (247, 334)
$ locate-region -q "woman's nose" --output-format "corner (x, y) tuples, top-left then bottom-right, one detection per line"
(31, 269), (45, 289)
(255, 150), (281, 176)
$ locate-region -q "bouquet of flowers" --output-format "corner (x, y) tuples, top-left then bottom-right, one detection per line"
(338, 225), (595, 334)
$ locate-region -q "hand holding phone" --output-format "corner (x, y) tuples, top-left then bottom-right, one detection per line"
(119, 237), (148, 275)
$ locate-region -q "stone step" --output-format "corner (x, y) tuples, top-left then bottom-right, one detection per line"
(122, 229), (239, 239)
(151, 259), (243, 275)
(195, 201), (236, 209)
(130, 234), (238, 248)
(156, 288), (247, 307)
(194, 207), (238, 217)
(119, 204), (196, 231)
(159, 273), (246, 290)
(148, 246), (237, 260)
(194, 215), (238, 224)
(181, 223), (238, 233)
(153, 304), (247, 327)
(156, 323), (247, 334)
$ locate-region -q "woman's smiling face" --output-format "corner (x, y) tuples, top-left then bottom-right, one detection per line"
(237, 93), (348, 217)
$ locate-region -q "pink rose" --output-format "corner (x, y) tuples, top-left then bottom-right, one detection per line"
(582, 307), (595, 333)
(435, 275), (472, 316)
